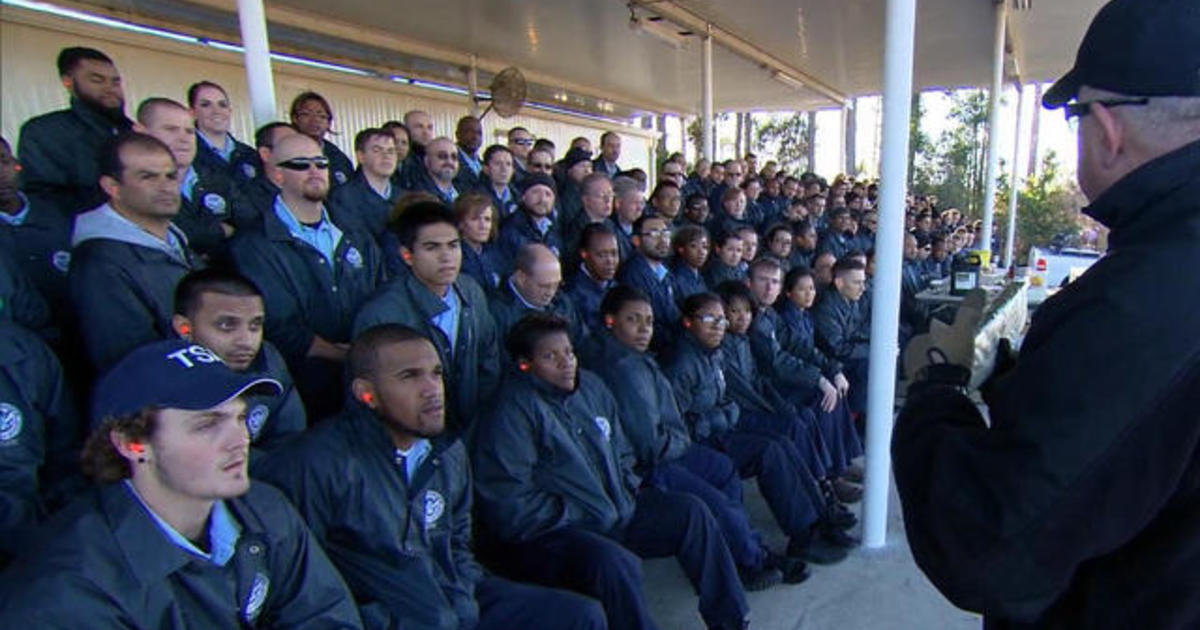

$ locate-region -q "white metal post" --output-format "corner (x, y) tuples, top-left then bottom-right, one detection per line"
(1004, 82), (1025, 269)
(701, 25), (714, 163)
(863, 0), (919, 549)
(980, 0), (1008, 263)
(236, 0), (278, 130)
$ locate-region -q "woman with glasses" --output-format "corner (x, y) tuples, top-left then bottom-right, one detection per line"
(289, 92), (354, 190)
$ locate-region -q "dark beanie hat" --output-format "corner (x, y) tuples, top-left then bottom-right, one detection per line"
(521, 172), (557, 196)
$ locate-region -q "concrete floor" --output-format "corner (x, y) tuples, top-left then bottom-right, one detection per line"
(642, 471), (982, 630)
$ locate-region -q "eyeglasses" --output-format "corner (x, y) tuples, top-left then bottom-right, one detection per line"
(696, 314), (728, 327)
(529, 162), (553, 169)
(277, 157), (330, 171)
(1065, 98), (1149, 129)
(432, 152), (458, 161)
(641, 228), (671, 239)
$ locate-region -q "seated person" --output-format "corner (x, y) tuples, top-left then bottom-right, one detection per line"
(563, 223), (620, 335)
(0, 250), (50, 333)
(790, 219), (818, 269)
(329, 127), (401, 240)
(171, 269), (305, 457)
(256, 325), (605, 630)
(230, 133), (384, 419)
(0, 320), (81, 566)
(900, 233), (932, 341)
(816, 207), (854, 261)
(616, 215), (680, 355)
(0, 339), (362, 627)
(69, 132), (202, 372)
(353, 202), (500, 430)
(578, 286), (803, 588)
(608, 176), (643, 262)
(454, 192), (505, 294)
(477, 145), (520, 220)
(764, 223), (795, 272)
(491, 243), (585, 342)
(497, 173), (562, 270)
(812, 258), (871, 416)
(187, 81), (263, 192)
(703, 229), (745, 288)
(666, 293), (856, 565)
(678, 193), (711, 231)
(668, 225), (710, 306)
(560, 173), (614, 272)
(471, 313), (750, 630)
(734, 226), (758, 273)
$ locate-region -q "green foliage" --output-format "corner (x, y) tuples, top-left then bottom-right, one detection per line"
(994, 151), (1087, 260)
(911, 90), (990, 215)
(753, 112), (811, 172)
(686, 113), (730, 160)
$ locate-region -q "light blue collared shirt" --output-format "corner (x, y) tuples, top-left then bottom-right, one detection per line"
(395, 439), (432, 482)
(371, 179), (393, 201)
(533, 216), (552, 237)
(273, 196), (343, 269)
(199, 132), (236, 162)
(180, 167), (199, 202)
(123, 480), (241, 566)
(434, 182), (459, 205)
(0, 193), (30, 226)
(649, 259), (669, 282)
(431, 284), (461, 356)
(459, 148), (481, 176)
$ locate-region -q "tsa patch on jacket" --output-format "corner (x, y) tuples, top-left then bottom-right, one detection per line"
(334, 171), (348, 185)
(241, 163), (257, 180)
(243, 572), (270, 623)
(424, 490), (446, 528)
(593, 416), (612, 442)
(51, 250), (71, 274)
(344, 246), (364, 269)
(203, 193), (227, 216)
(0, 403), (23, 442)
(246, 404), (269, 440)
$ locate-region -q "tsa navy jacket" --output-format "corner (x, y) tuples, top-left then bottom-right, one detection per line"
(471, 369), (639, 543)
(811, 291), (869, 362)
(746, 306), (823, 394)
(563, 267), (613, 336)
(256, 406), (485, 630)
(490, 278), (586, 343)
(193, 131), (262, 191)
(0, 195), (72, 317)
(176, 167), (257, 261)
(0, 321), (80, 563)
(241, 340), (307, 457)
(774, 300), (843, 378)
(323, 139), (356, 191)
(0, 253), (49, 331)
(352, 273), (501, 428)
(476, 182), (519, 220)
(459, 242), (504, 295)
(453, 149), (483, 194)
(68, 205), (201, 371)
(703, 260), (745, 288)
(496, 208), (563, 270)
(578, 332), (691, 473)
(0, 482), (363, 628)
(329, 171), (401, 239)
(617, 254), (680, 348)
(891, 138), (1200, 630)
(16, 98), (133, 215)
(664, 333), (739, 441)
(668, 261), (708, 306)
(230, 201), (383, 366)
(816, 230), (853, 260)
(719, 331), (793, 417)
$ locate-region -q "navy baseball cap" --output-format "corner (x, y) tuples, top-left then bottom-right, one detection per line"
(1044, 0), (1200, 108)
(92, 339), (281, 424)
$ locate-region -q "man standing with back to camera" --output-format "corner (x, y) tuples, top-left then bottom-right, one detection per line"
(894, 1), (1200, 628)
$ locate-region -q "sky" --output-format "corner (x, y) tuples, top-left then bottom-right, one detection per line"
(663, 82), (1079, 189)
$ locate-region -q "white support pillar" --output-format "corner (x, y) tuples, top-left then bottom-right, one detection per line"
(467, 55), (480, 118)
(701, 25), (714, 163)
(863, 0), (918, 549)
(980, 0), (1008, 263)
(1004, 82), (1025, 270)
(236, 0), (278, 130)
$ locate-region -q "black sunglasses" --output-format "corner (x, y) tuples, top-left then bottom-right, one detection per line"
(277, 157), (330, 171)
(1064, 97), (1149, 121)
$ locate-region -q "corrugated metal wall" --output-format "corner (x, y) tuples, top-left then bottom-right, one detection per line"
(1, 7), (656, 174)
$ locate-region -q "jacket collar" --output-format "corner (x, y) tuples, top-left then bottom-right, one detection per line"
(1083, 138), (1200, 241)
(402, 272), (470, 318)
(101, 482), (212, 585)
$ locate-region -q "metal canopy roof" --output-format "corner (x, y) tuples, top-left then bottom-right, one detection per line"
(54, 0), (1107, 116)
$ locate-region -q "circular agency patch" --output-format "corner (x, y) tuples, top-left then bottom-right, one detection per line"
(424, 490), (446, 527)
(246, 404), (270, 440)
(0, 403), (23, 442)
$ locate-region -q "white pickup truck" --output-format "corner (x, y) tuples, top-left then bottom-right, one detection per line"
(1025, 245), (1103, 306)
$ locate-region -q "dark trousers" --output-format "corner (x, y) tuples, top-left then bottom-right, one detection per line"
(649, 444), (768, 571)
(492, 488), (749, 630)
(739, 406), (832, 479)
(845, 357), (870, 416)
(706, 429), (823, 537)
(476, 576), (607, 630)
(784, 389), (863, 475)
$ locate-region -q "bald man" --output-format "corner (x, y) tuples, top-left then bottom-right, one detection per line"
(490, 243), (586, 344)
(230, 132), (384, 419)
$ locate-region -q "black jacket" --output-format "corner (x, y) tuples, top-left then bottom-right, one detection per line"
(664, 333), (739, 440)
(0, 482), (362, 628)
(257, 406), (484, 630)
(811, 290), (869, 363)
(578, 332), (691, 473)
(323, 139), (356, 191)
(16, 98), (133, 215)
(490, 278), (585, 344)
(893, 139), (1200, 629)
(328, 171), (401, 240)
(0, 195), (72, 318)
(353, 273), (501, 429)
(192, 131), (262, 191)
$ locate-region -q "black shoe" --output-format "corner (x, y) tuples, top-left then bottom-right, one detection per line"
(708, 616), (751, 630)
(833, 478), (863, 503)
(787, 534), (848, 565)
(765, 551), (811, 584)
(739, 565), (783, 591)
(842, 463), (864, 483)
(826, 501), (858, 529)
(820, 522), (860, 548)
